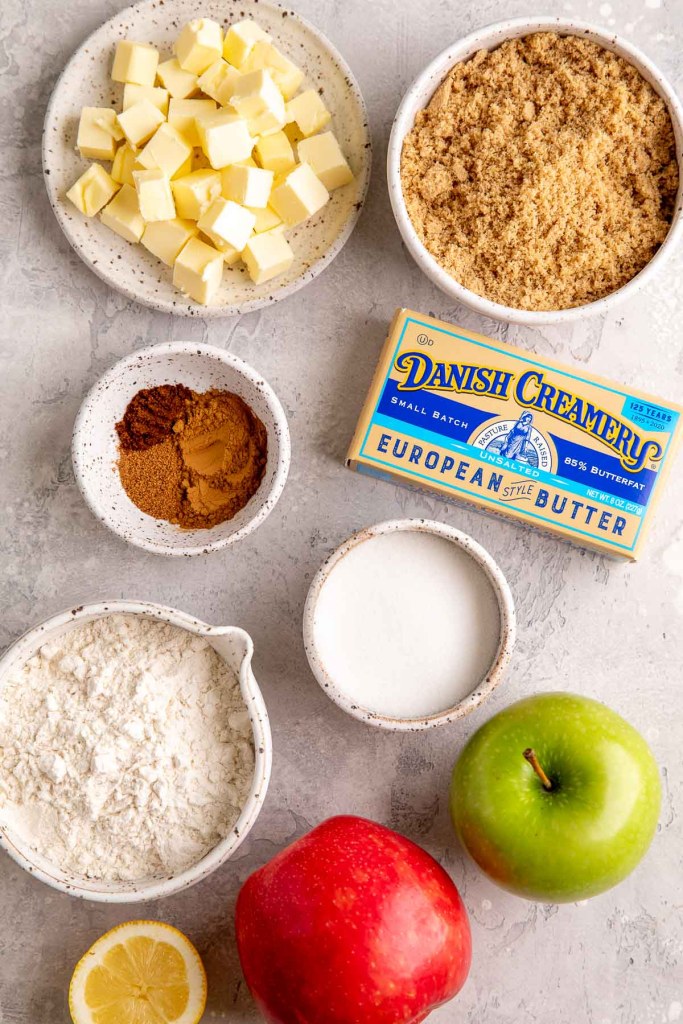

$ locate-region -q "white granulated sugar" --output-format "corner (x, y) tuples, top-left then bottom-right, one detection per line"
(0, 614), (254, 882)
(313, 531), (501, 719)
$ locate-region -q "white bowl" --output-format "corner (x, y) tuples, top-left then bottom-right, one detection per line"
(303, 519), (516, 731)
(388, 17), (683, 326)
(0, 601), (272, 902)
(72, 342), (290, 556)
(42, 0), (371, 317)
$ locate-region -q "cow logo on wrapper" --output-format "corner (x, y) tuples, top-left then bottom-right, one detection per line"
(346, 310), (683, 560)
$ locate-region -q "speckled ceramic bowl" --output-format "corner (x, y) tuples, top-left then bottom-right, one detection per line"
(0, 601), (272, 902)
(303, 519), (516, 731)
(43, 0), (371, 317)
(388, 17), (683, 326)
(72, 342), (290, 555)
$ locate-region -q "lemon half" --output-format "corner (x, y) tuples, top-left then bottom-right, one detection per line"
(69, 920), (207, 1024)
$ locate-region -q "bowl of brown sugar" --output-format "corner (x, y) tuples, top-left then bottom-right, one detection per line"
(72, 343), (290, 555)
(388, 18), (683, 325)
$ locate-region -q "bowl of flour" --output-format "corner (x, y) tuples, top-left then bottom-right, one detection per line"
(0, 602), (271, 901)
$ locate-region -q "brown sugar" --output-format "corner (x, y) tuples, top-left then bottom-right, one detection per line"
(400, 33), (679, 311)
(117, 387), (268, 530)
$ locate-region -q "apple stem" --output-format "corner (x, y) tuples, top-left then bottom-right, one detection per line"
(523, 748), (553, 791)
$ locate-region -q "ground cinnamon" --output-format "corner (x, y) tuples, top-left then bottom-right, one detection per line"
(117, 386), (268, 529)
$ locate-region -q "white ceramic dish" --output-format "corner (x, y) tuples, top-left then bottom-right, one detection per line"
(72, 342), (290, 556)
(43, 0), (371, 317)
(0, 601), (272, 903)
(387, 17), (683, 326)
(303, 519), (516, 731)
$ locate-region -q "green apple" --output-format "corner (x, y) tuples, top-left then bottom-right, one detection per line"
(450, 693), (661, 902)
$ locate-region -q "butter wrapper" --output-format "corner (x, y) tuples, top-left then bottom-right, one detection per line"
(347, 309), (682, 559)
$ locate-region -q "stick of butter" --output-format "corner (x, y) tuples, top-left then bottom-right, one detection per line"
(347, 309), (683, 560)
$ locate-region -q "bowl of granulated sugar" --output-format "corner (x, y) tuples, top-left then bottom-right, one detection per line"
(388, 18), (683, 325)
(303, 519), (516, 730)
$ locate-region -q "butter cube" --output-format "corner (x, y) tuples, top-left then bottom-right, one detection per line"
(254, 130), (295, 175)
(66, 163), (120, 216)
(270, 163), (329, 225)
(243, 227), (294, 284)
(171, 169), (222, 219)
(223, 20), (270, 68)
(248, 204), (282, 233)
(156, 58), (199, 99)
(133, 169), (176, 221)
(168, 98), (216, 147)
(100, 183), (145, 242)
(221, 163), (273, 208)
(197, 197), (256, 251)
(297, 131), (353, 190)
(175, 19), (223, 75)
(197, 59), (241, 105)
(142, 218), (197, 265)
(117, 99), (165, 149)
(173, 237), (224, 303)
(136, 123), (193, 178)
(111, 143), (138, 186)
(111, 41), (159, 86)
(285, 89), (331, 137)
(122, 84), (169, 115)
(195, 110), (253, 169)
(229, 70), (285, 136)
(172, 152), (193, 179)
(242, 41), (303, 101)
(76, 108), (121, 160)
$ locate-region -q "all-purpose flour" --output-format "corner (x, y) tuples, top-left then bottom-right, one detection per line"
(313, 530), (502, 718)
(0, 614), (254, 881)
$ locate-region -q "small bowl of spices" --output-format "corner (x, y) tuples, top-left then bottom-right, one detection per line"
(388, 18), (683, 325)
(72, 343), (290, 555)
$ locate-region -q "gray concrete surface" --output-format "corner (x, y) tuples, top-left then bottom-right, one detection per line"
(2, 0), (683, 1020)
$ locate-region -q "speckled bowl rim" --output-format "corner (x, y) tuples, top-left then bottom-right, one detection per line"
(303, 518), (516, 731)
(387, 17), (683, 326)
(71, 342), (291, 556)
(41, 0), (372, 318)
(0, 600), (273, 903)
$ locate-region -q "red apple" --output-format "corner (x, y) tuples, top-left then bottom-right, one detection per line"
(235, 815), (471, 1024)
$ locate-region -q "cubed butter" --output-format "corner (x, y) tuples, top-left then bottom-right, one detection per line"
(66, 163), (120, 216)
(142, 217), (197, 265)
(197, 59), (241, 105)
(133, 169), (176, 221)
(156, 58), (199, 99)
(175, 19), (223, 75)
(171, 169), (222, 219)
(173, 236), (224, 304)
(222, 20), (270, 68)
(172, 152), (194, 179)
(242, 41), (303, 101)
(167, 98), (216, 147)
(192, 147), (212, 170)
(100, 183), (145, 243)
(248, 204), (282, 233)
(136, 123), (193, 178)
(243, 227), (294, 284)
(111, 41), (159, 86)
(122, 83), (169, 115)
(197, 197), (256, 251)
(270, 162), (329, 225)
(221, 163), (273, 208)
(76, 108), (121, 160)
(254, 130), (296, 175)
(229, 69), (285, 136)
(285, 89), (331, 137)
(111, 143), (138, 186)
(117, 99), (165, 149)
(195, 110), (253, 169)
(297, 131), (353, 190)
